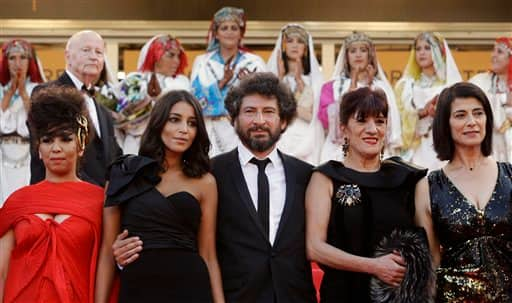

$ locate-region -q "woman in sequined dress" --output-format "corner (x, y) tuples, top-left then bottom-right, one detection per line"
(415, 82), (512, 302)
(395, 32), (461, 170)
(306, 87), (433, 302)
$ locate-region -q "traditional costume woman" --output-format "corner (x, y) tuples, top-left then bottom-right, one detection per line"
(267, 24), (325, 164)
(318, 32), (402, 162)
(0, 39), (45, 205)
(470, 36), (512, 162)
(191, 7), (266, 156)
(137, 34), (190, 96)
(395, 32), (461, 169)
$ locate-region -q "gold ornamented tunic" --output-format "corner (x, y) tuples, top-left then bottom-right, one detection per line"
(428, 163), (512, 302)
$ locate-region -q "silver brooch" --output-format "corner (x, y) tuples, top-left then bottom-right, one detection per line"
(335, 184), (362, 206)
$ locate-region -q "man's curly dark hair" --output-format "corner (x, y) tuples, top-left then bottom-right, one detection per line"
(224, 72), (297, 132)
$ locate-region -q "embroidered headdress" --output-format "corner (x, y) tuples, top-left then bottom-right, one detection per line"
(282, 24), (308, 44)
(0, 39), (46, 85)
(206, 7), (246, 52)
(401, 32), (461, 84)
(333, 32), (378, 79)
(137, 34), (188, 76)
(494, 36), (512, 91)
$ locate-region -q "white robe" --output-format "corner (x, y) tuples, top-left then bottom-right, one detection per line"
(191, 50), (266, 156)
(470, 72), (512, 162)
(0, 80), (37, 205)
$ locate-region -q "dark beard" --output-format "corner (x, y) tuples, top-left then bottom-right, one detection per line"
(236, 124), (281, 153)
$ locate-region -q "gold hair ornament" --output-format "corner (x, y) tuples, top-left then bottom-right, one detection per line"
(76, 115), (88, 151)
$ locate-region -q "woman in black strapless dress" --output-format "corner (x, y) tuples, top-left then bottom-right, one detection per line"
(95, 90), (225, 302)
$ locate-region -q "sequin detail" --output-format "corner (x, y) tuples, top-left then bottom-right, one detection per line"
(428, 163), (512, 302)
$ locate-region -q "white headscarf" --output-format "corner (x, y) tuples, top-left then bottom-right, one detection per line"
(332, 32), (389, 85)
(267, 24), (325, 164)
(137, 35), (160, 71)
(332, 32), (402, 149)
(267, 24), (324, 116)
(400, 32), (461, 84)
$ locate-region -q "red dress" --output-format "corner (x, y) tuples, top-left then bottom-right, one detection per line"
(0, 181), (103, 303)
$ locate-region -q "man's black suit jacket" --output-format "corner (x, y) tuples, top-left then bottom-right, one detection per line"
(30, 72), (122, 186)
(212, 148), (316, 303)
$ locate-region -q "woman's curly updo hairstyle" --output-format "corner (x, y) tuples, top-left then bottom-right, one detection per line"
(28, 86), (92, 152)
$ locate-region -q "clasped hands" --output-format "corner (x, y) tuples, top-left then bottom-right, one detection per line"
(277, 56), (305, 94)
(2, 70), (30, 111)
(349, 65), (376, 91)
(218, 56), (256, 89)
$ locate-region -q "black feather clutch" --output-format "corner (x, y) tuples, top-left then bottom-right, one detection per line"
(370, 228), (436, 303)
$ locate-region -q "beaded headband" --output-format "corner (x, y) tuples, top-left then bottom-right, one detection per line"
(213, 7), (245, 29)
(157, 35), (182, 53)
(344, 32), (373, 47)
(4, 40), (32, 58)
(496, 42), (512, 56)
(282, 24), (308, 44)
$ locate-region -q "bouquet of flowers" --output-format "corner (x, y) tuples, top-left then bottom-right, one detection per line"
(96, 72), (152, 130)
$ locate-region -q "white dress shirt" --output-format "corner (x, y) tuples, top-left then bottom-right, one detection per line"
(237, 142), (286, 245)
(66, 70), (101, 137)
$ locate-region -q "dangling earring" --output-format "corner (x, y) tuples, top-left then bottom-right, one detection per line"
(342, 137), (349, 157)
(380, 147), (384, 160)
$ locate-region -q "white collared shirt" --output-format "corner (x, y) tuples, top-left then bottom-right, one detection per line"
(237, 142), (286, 245)
(66, 70), (101, 137)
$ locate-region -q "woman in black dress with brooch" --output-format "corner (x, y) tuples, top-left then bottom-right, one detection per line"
(306, 87), (434, 302)
(95, 90), (224, 302)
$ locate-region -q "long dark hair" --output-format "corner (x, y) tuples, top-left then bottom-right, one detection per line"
(139, 90), (210, 178)
(282, 48), (311, 76)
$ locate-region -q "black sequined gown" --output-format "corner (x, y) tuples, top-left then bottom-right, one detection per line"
(428, 162), (512, 302)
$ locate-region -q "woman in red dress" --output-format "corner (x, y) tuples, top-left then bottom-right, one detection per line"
(0, 86), (103, 303)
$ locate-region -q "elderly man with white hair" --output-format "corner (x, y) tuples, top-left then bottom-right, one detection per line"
(30, 30), (121, 186)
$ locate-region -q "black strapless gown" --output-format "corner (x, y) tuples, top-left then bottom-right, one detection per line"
(105, 155), (213, 302)
(428, 162), (512, 303)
